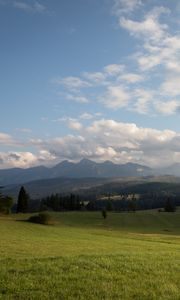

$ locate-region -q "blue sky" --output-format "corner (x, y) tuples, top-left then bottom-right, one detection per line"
(0, 0), (180, 168)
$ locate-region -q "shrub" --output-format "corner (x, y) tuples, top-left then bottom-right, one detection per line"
(28, 212), (53, 225)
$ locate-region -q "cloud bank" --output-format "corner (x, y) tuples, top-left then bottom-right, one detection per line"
(0, 120), (180, 168)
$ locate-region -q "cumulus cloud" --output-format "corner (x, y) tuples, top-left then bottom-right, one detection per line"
(132, 89), (153, 114)
(117, 5), (179, 76)
(1, 119), (180, 168)
(83, 72), (107, 85)
(22, 119), (180, 168)
(103, 64), (125, 76)
(102, 85), (130, 109)
(112, 2), (180, 116)
(120, 6), (169, 42)
(160, 76), (180, 97)
(50, 2), (179, 118)
(0, 132), (21, 146)
(0, 133), (15, 145)
(53, 76), (90, 91)
(154, 100), (180, 115)
(0, 152), (37, 168)
(67, 119), (83, 131)
(52, 63), (146, 112)
(0, 149), (57, 169)
(118, 73), (144, 83)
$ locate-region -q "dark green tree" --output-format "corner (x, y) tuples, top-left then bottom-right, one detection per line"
(164, 197), (176, 212)
(106, 200), (113, 211)
(0, 195), (13, 214)
(0, 188), (13, 214)
(16, 186), (29, 213)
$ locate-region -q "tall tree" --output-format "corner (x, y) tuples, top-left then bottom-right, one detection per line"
(16, 186), (29, 213)
(164, 197), (176, 212)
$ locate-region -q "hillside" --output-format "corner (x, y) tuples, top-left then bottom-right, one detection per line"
(3, 174), (180, 201)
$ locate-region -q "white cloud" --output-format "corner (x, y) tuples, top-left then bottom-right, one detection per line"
(95, 146), (117, 158)
(0, 133), (15, 145)
(119, 72), (144, 83)
(137, 35), (180, 72)
(13, 1), (47, 13)
(137, 53), (162, 71)
(1, 120), (180, 168)
(0, 132), (21, 146)
(79, 113), (94, 120)
(120, 9), (168, 43)
(112, 3), (180, 117)
(54, 76), (90, 91)
(51, 4), (179, 118)
(161, 76), (180, 97)
(79, 112), (103, 120)
(0, 149), (57, 169)
(28, 119), (180, 168)
(104, 64), (125, 76)
(132, 89), (153, 114)
(67, 119), (83, 131)
(83, 72), (107, 85)
(102, 85), (130, 109)
(155, 100), (180, 115)
(66, 94), (89, 104)
(113, 0), (142, 16)
(114, 5), (174, 73)
(0, 152), (37, 168)
(165, 60), (180, 73)
(52, 117), (66, 123)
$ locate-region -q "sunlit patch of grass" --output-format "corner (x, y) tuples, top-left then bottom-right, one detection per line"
(0, 211), (179, 299)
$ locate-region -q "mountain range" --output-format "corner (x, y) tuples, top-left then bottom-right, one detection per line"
(0, 158), (179, 187)
(0, 159), (152, 186)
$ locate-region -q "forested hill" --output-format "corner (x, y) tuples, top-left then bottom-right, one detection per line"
(3, 175), (180, 200)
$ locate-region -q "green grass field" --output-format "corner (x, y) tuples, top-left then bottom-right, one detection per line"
(0, 211), (180, 299)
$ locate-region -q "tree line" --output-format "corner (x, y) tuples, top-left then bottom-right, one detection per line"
(38, 192), (177, 213)
(0, 188), (13, 214)
(0, 186), (178, 215)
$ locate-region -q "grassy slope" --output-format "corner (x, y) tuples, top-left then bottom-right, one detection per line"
(0, 211), (180, 300)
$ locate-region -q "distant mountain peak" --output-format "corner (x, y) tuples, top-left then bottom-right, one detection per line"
(78, 158), (95, 165)
(54, 160), (73, 167)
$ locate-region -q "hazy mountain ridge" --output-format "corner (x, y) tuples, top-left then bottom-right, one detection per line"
(0, 159), (153, 186)
(0, 159), (180, 187)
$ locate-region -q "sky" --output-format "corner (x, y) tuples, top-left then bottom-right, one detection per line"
(0, 0), (180, 169)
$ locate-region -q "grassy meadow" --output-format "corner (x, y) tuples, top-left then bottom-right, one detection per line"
(0, 211), (180, 299)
